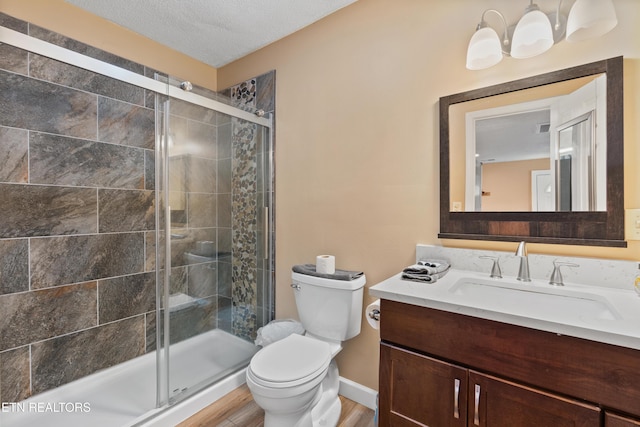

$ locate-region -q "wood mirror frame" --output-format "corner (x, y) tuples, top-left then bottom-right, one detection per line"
(439, 56), (625, 247)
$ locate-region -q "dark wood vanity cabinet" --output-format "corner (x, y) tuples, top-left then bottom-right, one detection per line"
(379, 300), (640, 427)
(467, 370), (600, 427)
(381, 344), (600, 426)
(380, 344), (467, 426)
(606, 413), (640, 427)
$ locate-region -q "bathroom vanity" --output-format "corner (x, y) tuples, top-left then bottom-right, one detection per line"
(370, 264), (640, 427)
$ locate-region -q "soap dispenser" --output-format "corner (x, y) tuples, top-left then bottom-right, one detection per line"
(635, 263), (640, 297)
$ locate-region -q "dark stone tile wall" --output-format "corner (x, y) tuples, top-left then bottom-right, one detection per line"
(0, 12), (159, 403)
(0, 12), (273, 404)
(31, 316), (146, 394)
(98, 272), (156, 323)
(0, 283), (97, 351)
(98, 190), (155, 233)
(0, 127), (28, 183)
(0, 14), (28, 75)
(98, 97), (154, 148)
(0, 346), (30, 402)
(0, 184), (97, 238)
(0, 70), (98, 139)
(0, 239), (29, 295)
(30, 233), (145, 289)
(29, 132), (146, 188)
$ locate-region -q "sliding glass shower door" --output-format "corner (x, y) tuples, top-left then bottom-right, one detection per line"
(155, 82), (274, 405)
(0, 20), (273, 426)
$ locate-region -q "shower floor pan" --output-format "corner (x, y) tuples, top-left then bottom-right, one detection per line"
(1, 329), (257, 427)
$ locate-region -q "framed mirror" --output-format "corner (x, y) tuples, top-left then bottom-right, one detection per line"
(439, 57), (625, 247)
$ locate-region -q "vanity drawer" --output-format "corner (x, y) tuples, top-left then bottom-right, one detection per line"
(380, 299), (640, 418)
(606, 412), (640, 427)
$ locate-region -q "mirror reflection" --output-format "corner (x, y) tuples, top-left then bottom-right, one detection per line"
(449, 73), (606, 212)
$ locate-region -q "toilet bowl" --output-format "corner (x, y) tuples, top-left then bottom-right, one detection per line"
(246, 334), (333, 427)
(247, 270), (366, 427)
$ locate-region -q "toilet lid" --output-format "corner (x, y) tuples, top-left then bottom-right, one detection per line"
(250, 334), (331, 384)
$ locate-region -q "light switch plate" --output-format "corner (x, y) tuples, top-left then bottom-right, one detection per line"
(625, 209), (640, 241)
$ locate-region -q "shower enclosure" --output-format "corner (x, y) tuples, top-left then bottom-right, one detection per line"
(154, 79), (274, 408)
(0, 15), (273, 427)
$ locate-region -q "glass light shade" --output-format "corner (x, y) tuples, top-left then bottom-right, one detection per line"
(466, 26), (503, 70)
(566, 0), (618, 42)
(511, 9), (554, 59)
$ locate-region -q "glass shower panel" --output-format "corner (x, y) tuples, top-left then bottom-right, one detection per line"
(158, 88), (272, 404)
(0, 21), (274, 424)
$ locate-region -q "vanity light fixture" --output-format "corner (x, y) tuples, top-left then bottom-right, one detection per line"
(465, 9), (509, 70)
(466, 0), (618, 70)
(510, 2), (555, 59)
(566, 0), (618, 42)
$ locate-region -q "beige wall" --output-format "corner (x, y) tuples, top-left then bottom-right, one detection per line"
(4, 0), (639, 394)
(481, 158), (550, 211)
(0, 0), (217, 90)
(218, 0), (640, 391)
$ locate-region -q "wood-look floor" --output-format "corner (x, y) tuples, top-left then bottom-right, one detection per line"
(177, 384), (375, 427)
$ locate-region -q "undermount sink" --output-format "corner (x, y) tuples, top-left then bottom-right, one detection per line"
(370, 265), (640, 351)
(449, 277), (621, 322)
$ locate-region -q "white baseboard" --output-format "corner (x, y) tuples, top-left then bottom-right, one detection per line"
(338, 377), (378, 410)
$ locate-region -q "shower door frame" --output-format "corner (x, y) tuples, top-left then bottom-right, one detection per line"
(0, 27), (271, 129)
(156, 91), (274, 406)
(0, 24), (274, 414)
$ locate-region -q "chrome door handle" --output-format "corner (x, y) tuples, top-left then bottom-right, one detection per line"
(474, 384), (481, 426)
(453, 378), (460, 419)
(263, 207), (269, 260)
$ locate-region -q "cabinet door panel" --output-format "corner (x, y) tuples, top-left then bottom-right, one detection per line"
(469, 371), (600, 427)
(606, 413), (640, 427)
(380, 343), (467, 427)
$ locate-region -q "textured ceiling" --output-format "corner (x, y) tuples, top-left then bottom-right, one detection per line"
(476, 110), (551, 163)
(65, 0), (358, 68)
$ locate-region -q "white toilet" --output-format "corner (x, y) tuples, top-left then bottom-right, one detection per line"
(246, 270), (366, 427)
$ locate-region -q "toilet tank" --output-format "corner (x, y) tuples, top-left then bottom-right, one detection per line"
(291, 272), (366, 342)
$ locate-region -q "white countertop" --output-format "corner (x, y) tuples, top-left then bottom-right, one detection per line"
(369, 268), (640, 351)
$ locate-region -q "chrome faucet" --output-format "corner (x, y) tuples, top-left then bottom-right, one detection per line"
(515, 241), (531, 282)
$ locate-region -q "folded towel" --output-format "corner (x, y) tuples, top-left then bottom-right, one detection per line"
(403, 261), (450, 276)
(292, 264), (364, 281)
(401, 259), (450, 283)
(401, 272), (438, 283)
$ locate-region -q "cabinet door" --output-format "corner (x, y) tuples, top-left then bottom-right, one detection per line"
(606, 413), (640, 427)
(380, 343), (467, 426)
(469, 371), (601, 427)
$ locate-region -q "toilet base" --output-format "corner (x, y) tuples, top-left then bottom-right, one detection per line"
(260, 360), (341, 427)
(310, 395), (341, 427)
(309, 360), (341, 427)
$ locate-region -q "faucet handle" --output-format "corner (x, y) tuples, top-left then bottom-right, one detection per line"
(549, 260), (579, 286)
(480, 256), (502, 279)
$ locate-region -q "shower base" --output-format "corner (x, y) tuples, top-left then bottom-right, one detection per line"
(1, 329), (257, 427)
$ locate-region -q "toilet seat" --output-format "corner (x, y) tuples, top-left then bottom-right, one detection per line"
(249, 334), (331, 388)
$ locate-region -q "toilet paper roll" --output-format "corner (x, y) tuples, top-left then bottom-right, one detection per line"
(316, 255), (336, 274)
(366, 299), (381, 330)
